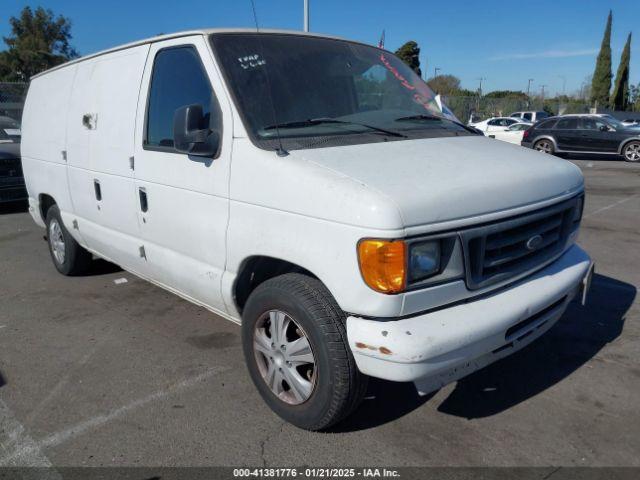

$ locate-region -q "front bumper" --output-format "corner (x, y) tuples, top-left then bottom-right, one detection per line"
(346, 244), (592, 394)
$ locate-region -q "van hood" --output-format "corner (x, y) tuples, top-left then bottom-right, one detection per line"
(292, 135), (583, 228)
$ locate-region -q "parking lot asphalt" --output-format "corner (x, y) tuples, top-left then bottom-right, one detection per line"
(0, 157), (639, 468)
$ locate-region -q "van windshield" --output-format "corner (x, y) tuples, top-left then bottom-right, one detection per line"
(210, 33), (471, 151)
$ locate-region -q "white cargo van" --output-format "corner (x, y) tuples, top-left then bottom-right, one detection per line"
(22, 29), (593, 430)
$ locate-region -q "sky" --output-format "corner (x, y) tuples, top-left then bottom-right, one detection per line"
(1, 0), (639, 96)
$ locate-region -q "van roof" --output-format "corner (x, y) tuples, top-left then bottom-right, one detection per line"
(31, 28), (353, 80)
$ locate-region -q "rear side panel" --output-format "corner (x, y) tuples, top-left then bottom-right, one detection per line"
(21, 65), (77, 223)
(65, 45), (149, 270)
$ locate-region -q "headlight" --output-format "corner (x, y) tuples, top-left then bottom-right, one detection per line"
(409, 241), (441, 282)
(357, 237), (462, 294)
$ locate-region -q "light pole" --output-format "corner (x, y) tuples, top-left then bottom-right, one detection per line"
(558, 75), (566, 96)
(434, 67), (441, 78)
(303, 0), (309, 32)
(540, 84), (547, 102)
(526, 78), (534, 108)
(476, 77), (485, 111)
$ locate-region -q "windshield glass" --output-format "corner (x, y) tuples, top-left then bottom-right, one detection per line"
(603, 116), (626, 129)
(210, 33), (471, 150)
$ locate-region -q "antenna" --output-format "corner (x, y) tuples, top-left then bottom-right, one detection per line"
(249, 0), (289, 156)
(304, 0), (310, 32)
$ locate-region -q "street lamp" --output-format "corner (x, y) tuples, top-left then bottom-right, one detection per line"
(558, 75), (566, 96)
(303, 0), (309, 32)
(476, 77), (485, 111)
(434, 67), (441, 78)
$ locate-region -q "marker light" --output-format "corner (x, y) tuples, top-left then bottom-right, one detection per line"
(357, 239), (406, 294)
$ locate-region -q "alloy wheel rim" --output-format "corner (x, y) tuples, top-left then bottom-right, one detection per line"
(625, 143), (640, 162)
(48, 219), (66, 265)
(253, 310), (317, 405)
(536, 141), (551, 153)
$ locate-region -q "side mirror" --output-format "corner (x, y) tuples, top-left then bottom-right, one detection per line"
(173, 104), (220, 157)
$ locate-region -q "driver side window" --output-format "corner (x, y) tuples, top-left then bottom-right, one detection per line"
(145, 46), (220, 150)
(580, 118), (607, 130)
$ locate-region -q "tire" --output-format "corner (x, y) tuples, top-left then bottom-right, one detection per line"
(241, 273), (368, 431)
(622, 141), (640, 162)
(45, 205), (92, 275)
(534, 139), (555, 154)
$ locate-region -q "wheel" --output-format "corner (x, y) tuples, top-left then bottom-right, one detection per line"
(45, 205), (92, 275)
(241, 273), (368, 431)
(622, 141), (640, 162)
(534, 139), (554, 154)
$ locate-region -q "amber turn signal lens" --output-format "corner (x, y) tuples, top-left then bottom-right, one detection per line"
(357, 239), (406, 294)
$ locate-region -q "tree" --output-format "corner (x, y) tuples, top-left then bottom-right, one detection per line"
(630, 83), (640, 111)
(394, 41), (421, 76)
(426, 74), (460, 95)
(0, 6), (78, 81)
(484, 90), (528, 100)
(612, 32), (632, 111)
(590, 10), (613, 108)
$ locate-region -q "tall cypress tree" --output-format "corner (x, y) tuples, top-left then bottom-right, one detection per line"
(395, 41), (422, 76)
(590, 10), (613, 108)
(612, 33), (632, 111)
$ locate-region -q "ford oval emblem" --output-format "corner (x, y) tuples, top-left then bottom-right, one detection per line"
(526, 234), (543, 251)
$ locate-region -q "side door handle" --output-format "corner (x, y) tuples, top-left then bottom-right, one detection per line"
(139, 187), (148, 213)
(94, 179), (102, 201)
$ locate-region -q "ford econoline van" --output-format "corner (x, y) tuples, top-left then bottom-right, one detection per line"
(21, 29), (593, 430)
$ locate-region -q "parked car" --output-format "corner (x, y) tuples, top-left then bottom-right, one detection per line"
(595, 114), (640, 129)
(469, 116), (527, 132)
(0, 116), (22, 143)
(510, 111), (550, 123)
(0, 142), (27, 203)
(620, 118), (640, 127)
(521, 114), (640, 162)
(485, 122), (530, 145)
(22, 29), (593, 430)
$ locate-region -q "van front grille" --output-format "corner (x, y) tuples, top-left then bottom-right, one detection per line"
(461, 196), (582, 290)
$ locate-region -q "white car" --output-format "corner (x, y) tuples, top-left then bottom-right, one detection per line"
(511, 111), (551, 123)
(486, 122), (531, 145)
(21, 29), (593, 430)
(469, 116), (527, 132)
(621, 118), (640, 127)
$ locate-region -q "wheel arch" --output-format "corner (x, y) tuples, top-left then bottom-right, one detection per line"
(618, 137), (640, 155)
(532, 135), (558, 150)
(233, 255), (319, 315)
(38, 193), (57, 223)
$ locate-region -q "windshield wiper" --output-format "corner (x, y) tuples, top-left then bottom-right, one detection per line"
(394, 114), (443, 122)
(394, 114), (481, 135)
(263, 117), (407, 138)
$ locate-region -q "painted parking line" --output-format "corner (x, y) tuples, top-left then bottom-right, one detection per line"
(0, 367), (226, 466)
(0, 398), (62, 479)
(583, 193), (639, 219)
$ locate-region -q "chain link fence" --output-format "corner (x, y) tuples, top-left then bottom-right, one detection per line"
(442, 95), (592, 123)
(0, 82), (28, 122)
(0, 82), (604, 127)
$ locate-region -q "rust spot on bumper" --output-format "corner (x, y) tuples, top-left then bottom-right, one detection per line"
(355, 342), (377, 351)
(355, 342), (392, 355)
